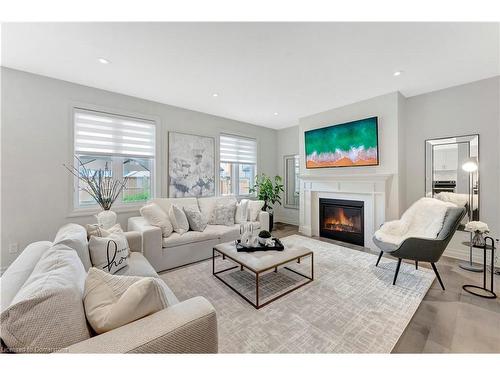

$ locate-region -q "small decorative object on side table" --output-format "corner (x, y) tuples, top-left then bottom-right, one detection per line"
(462, 236), (497, 299)
(460, 221), (490, 272)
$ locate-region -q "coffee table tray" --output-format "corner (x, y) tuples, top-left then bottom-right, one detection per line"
(236, 237), (284, 252)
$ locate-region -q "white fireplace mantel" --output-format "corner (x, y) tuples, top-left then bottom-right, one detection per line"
(299, 173), (393, 250)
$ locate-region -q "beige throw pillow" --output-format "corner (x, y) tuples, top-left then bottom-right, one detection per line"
(140, 203), (174, 237)
(248, 200), (265, 221)
(235, 199), (249, 224)
(83, 268), (176, 334)
(183, 205), (208, 232)
(88, 232), (129, 274)
(86, 223), (123, 238)
(0, 246), (90, 353)
(169, 204), (189, 234)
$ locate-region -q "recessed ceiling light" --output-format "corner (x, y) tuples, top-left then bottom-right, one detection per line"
(273, 112), (279, 116)
(98, 58), (110, 64)
(212, 93), (219, 97)
(393, 70), (402, 76)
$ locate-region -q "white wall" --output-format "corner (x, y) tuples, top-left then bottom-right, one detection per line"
(1, 67), (278, 269)
(404, 76), (500, 262)
(274, 125), (300, 225)
(298, 92), (405, 221)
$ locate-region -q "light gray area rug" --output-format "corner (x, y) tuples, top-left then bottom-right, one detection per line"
(160, 235), (435, 353)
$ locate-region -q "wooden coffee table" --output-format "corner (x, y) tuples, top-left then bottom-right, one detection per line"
(212, 241), (313, 309)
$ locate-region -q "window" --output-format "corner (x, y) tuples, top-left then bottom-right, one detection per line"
(73, 108), (155, 209)
(219, 134), (257, 196)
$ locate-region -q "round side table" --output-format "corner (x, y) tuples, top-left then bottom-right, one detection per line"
(459, 237), (487, 272)
(462, 236), (497, 299)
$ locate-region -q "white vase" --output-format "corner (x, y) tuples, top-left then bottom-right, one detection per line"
(96, 209), (117, 229)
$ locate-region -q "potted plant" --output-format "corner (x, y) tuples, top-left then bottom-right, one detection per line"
(249, 174), (284, 231)
(64, 156), (133, 229)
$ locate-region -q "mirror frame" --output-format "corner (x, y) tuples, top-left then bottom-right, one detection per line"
(424, 133), (480, 225)
(283, 154), (300, 210)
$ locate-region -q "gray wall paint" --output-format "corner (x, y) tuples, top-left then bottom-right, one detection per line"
(1, 68), (277, 268)
(404, 76), (500, 260)
(275, 125), (300, 225)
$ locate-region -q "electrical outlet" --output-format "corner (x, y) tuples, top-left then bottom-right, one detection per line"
(8, 243), (19, 254)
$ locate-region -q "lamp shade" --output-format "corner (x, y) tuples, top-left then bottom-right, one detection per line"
(462, 157), (478, 172)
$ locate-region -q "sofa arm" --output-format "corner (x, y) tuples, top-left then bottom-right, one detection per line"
(59, 297), (217, 353)
(128, 216), (162, 261)
(258, 211), (270, 232)
(124, 231), (142, 252)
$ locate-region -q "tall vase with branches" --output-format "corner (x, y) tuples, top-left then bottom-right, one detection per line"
(249, 174), (284, 231)
(64, 156), (133, 229)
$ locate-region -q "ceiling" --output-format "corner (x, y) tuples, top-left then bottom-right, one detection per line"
(2, 22), (499, 129)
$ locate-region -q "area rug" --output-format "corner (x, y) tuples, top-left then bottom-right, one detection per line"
(160, 235), (435, 353)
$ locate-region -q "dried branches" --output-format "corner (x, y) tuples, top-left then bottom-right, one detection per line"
(64, 156), (132, 210)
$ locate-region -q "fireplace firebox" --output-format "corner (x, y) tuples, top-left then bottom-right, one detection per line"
(319, 198), (364, 246)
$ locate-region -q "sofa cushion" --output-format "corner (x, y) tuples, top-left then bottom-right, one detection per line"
(114, 252), (159, 278)
(248, 200), (265, 221)
(169, 204), (190, 235)
(140, 203), (173, 237)
(83, 268), (177, 334)
(150, 198), (198, 215)
(53, 223), (91, 271)
(235, 199), (249, 224)
(183, 205), (208, 232)
(1, 245), (90, 353)
(212, 200), (236, 226)
(1, 241), (52, 313)
(88, 231), (130, 274)
(197, 197), (218, 223)
(162, 228), (220, 248)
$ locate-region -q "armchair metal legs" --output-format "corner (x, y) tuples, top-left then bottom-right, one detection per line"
(375, 251), (383, 267)
(431, 263), (445, 290)
(393, 258), (402, 285)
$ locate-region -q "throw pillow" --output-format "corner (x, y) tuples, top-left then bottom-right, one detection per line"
(0, 246), (90, 353)
(83, 268), (176, 334)
(169, 204), (190, 234)
(248, 200), (265, 221)
(86, 223), (123, 238)
(213, 201), (237, 226)
(140, 203), (174, 237)
(183, 205), (208, 232)
(235, 199), (249, 224)
(88, 231), (130, 274)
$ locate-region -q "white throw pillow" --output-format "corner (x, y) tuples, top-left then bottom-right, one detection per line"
(88, 232), (129, 274)
(0, 246), (90, 353)
(169, 204), (189, 234)
(140, 203), (174, 237)
(248, 200), (265, 221)
(86, 223), (123, 238)
(213, 200), (237, 226)
(183, 205), (208, 232)
(235, 199), (249, 224)
(83, 268), (176, 334)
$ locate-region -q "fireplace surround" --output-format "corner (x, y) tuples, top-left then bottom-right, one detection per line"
(319, 198), (365, 246)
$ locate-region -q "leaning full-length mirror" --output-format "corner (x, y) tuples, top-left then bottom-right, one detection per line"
(283, 155), (300, 209)
(425, 134), (479, 229)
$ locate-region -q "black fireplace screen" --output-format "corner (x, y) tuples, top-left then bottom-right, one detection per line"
(319, 198), (364, 246)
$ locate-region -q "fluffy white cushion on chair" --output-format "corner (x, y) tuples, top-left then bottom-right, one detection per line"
(140, 203), (174, 237)
(168, 204), (189, 235)
(88, 231), (130, 274)
(83, 268), (176, 334)
(0, 246), (90, 353)
(235, 199), (249, 224)
(247, 200), (265, 222)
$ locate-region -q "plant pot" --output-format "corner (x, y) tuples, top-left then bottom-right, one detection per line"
(268, 212), (274, 232)
(96, 209), (117, 230)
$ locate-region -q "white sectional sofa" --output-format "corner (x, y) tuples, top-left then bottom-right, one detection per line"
(128, 197), (270, 272)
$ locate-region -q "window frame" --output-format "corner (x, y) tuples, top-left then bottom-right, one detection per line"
(69, 105), (158, 217)
(218, 133), (258, 198)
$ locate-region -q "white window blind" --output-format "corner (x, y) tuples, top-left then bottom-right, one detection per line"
(219, 134), (257, 164)
(74, 109), (155, 158)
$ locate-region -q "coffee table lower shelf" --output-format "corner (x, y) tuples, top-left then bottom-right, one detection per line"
(212, 247), (314, 309)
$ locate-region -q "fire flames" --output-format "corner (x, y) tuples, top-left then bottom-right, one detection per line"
(324, 209), (359, 233)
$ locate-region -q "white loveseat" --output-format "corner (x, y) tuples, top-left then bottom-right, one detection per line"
(128, 197), (270, 272)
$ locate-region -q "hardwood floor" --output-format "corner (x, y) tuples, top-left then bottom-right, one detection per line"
(272, 222), (500, 353)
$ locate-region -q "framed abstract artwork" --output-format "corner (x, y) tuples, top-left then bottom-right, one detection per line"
(168, 132), (215, 197)
(305, 116), (379, 168)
